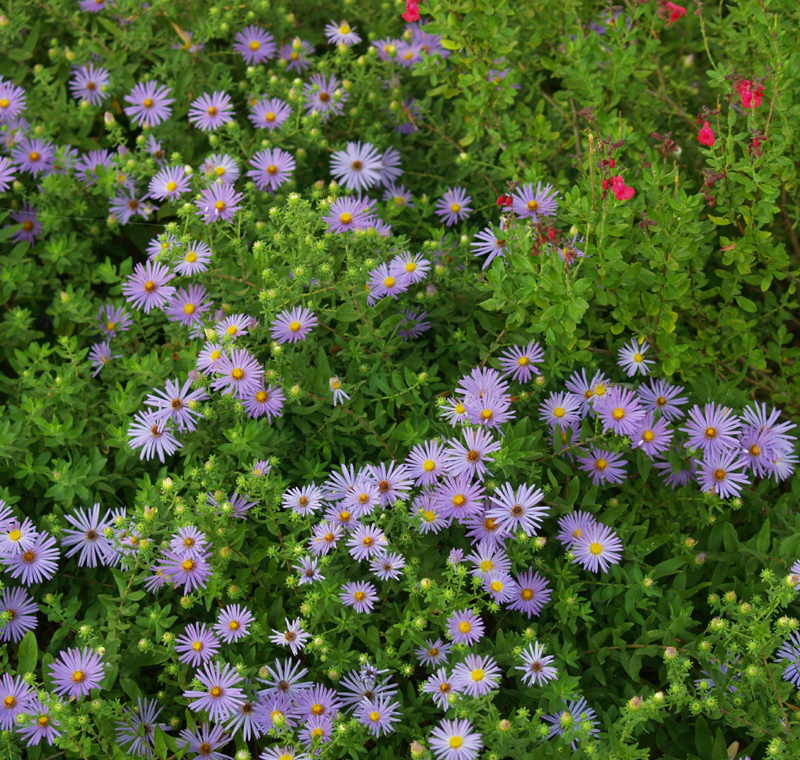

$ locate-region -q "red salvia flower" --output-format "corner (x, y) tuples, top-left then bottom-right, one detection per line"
(610, 176), (635, 201)
(736, 80), (764, 109)
(402, 0), (420, 22)
(697, 121), (716, 146)
(660, 1), (687, 26)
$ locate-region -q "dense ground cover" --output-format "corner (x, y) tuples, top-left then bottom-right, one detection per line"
(2, 0), (800, 758)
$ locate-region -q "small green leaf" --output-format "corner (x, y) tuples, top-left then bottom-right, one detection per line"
(17, 631), (38, 674)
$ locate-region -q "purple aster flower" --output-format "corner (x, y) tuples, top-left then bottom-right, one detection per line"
(2, 530), (59, 585)
(326, 500), (363, 532)
(512, 181), (559, 221)
(595, 386), (645, 436)
(357, 695), (399, 737)
(457, 366), (509, 400)
(451, 654), (500, 697)
(464, 508), (511, 547)
(282, 484), (325, 516)
(78, 0), (109, 11)
(498, 341), (544, 382)
(423, 668), (459, 710)
(201, 153), (240, 182)
(383, 182), (415, 208)
(323, 196), (375, 233)
(0, 674), (33, 730)
(233, 25), (276, 63)
(124, 81), (174, 128)
(740, 428), (776, 477)
(215, 604), (254, 643)
(373, 37), (402, 60)
(303, 74), (347, 121)
(300, 715), (334, 748)
(411, 23), (450, 57)
(77, 148), (113, 185)
(175, 623), (220, 668)
(338, 666), (398, 712)
(184, 661), (245, 722)
(261, 747), (308, 760)
(247, 148), (295, 193)
(226, 699), (262, 742)
(340, 581), (378, 613)
(618, 338), (654, 377)
(742, 401), (797, 442)
(241, 383), (285, 422)
(565, 369), (609, 416)
(435, 187), (472, 226)
(160, 549), (212, 594)
(578, 448), (627, 485)
(446, 609), (484, 646)
(775, 632), (800, 687)
(195, 183), (244, 224)
(148, 165), (190, 201)
(189, 91), (235, 131)
(330, 141), (383, 194)
(325, 19), (361, 46)
(50, 647), (104, 700)
(653, 451), (698, 488)
(97, 304), (133, 338)
(61, 503), (114, 568)
(445, 427), (502, 481)
(144, 377), (208, 432)
(109, 190), (155, 226)
(377, 146), (403, 186)
(1, 114), (28, 151)
(164, 285), (212, 327)
(269, 617), (310, 656)
(366, 262), (410, 305)
(18, 697), (61, 746)
(507, 569), (551, 617)
(329, 376), (350, 406)
(249, 97), (291, 130)
(169, 525), (207, 558)
(539, 391), (582, 430)
(127, 411), (181, 462)
(174, 240), (212, 276)
(416, 638), (452, 668)
(467, 542), (511, 579)
(114, 698), (170, 759)
(682, 403), (742, 457)
(5, 203), (40, 244)
(396, 42), (424, 68)
(344, 479), (380, 518)
(434, 473), (485, 524)
(122, 261), (175, 313)
(0, 81), (26, 123)
(633, 412), (673, 457)
(470, 227), (508, 269)
(366, 461), (412, 507)
(464, 392), (515, 429)
(280, 38), (315, 72)
(295, 556), (324, 585)
(0, 586), (38, 643)
(251, 460), (271, 477)
(258, 658), (312, 700)
(207, 491), (255, 520)
(487, 483), (547, 536)
(389, 251), (429, 284)
(544, 697), (600, 750)
(516, 642), (557, 686)
(573, 523), (623, 573)
(485, 572), (517, 603)
(323, 463), (364, 502)
(69, 63), (109, 105)
(179, 722), (232, 760)
(406, 439), (448, 486)
(88, 341), (121, 377)
(0, 156), (15, 191)
(488, 65), (521, 89)
(146, 135), (166, 163)
(412, 494), (449, 534)
(270, 306), (317, 344)
(211, 348), (263, 398)
(557, 233), (586, 266)
(296, 684), (342, 722)
(370, 552), (405, 580)
(51, 144), (80, 175)
(12, 137), (54, 176)
(697, 450), (750, 498)
(347, 524), (388, 561)
(215, 312), (250, 339)
(430, 718), (483, 760)
(309, 521), (342, 556)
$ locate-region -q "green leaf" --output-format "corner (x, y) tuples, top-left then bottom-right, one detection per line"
(754, 518), (770, 554)
(17, 631), (38, 674)
(695, 716), (713, 757)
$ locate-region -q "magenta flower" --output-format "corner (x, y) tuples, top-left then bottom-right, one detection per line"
(512, 181), (559, 221)
(69, 63), (109, 105)
(435, 187), (472, 226)
(498, 341), (544, 382)
(323, 196), (375, 233)
(340, 581), (378, 613)
(122, 261), (176, 313)
(573, 523), (623, 573)
(127, 411), (181, 462)
(618, 337), (654, 377)
(184, 661), (245, 723)
(215, 604), (254, 643)
(429, 719), (483, 760)
(175, 623), (220, 668)
(506, 569), (551, 617)
(249, 97), (291, 130)
(578, 448), (627, 485)
(124, 81), (174, 128)
(211, 348), (264, 398)
(233, 25), (276, 63)
(189, 91), (235, 131)
(303, 74), (347, 121)
(2, 531), (59, 585)
(325, 19), (361, 46)
(148, 165), (190, 201)
(0, 587), (38, 642)
(195, 183), (244, 224)
(330, 141), (383, 194)
(247, 148), (295, 193)
(50, 647), (104, 700)
(447, 609), (484, 645)
(270, 306), (317, 344)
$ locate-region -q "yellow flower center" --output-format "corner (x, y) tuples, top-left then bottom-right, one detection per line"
(256, 391), (268, 403)
(527, 200), (539, 211)
(450, 737), (463, 749)
(452, 494), (466, 507)
(633, 352), (643, 362)
(595, 384), (606, 396)
(144, 280), (157, 292)
(8, 529), (21, 542)
(38, 715), (49, 726)
(455, 403), (465, 414)
(595, 458), (608, 471)
(229, 620), (240, 630)
(182, 559), (195, 571)
(405, 262), (416, 272)
(290, 52), (299, 60)
(340, 212), (353, 224)
(362, 536), (374, 547)
(231, 368), (245, 380)
(480, 560), (493, 572)
(439, 682), (450, 692)
(750, 444), (760, 456)
(656, 396), (667, 406)
(311, 728), (324, 738)
(422, 510), (436, 522)
(354, 591), (366, 601)
(215, 166), (226, 176)
(423, 459), (436, 472)
(210, 350), (220, 361)
(143, 98), (154, 108)
(713, 468), (726, 481)
(612, 408), (625, 420)
(29, 151), (40, 162)
(207, 106), (218, 116)
(186, 250), (198, 262)
(458, 621), (471, 633)
(642, 430), (655, 442)
(265, 112), (275, 122)
(553, 407), (565, 418)
(249, 40), (261, 50)
(192, 641), (203, 651)
(72, 670), (86, 683)
(491, 580), (503, 592)
(384, 276), (395, 288)
(429, 647), (439, 657)
(226, 325), (238, 336)
(471, 669), (484, 681)
(4, 696), (16, 708)
(289, 321), (302, 332)
(450, 203), (461, 213)
(369, 711), (380, 722)
(705, 427), (717, 439)
(481, 409), (493, 420)
(184, 303), (196, 315)
(521, 588), (533, 600)
(214, 200), (226, 211)
(210, 686), (223, 698)
(518, 356), (530, 366)
(267, 164), (278, 175)
(339, 23), (351, 34)
(590, 542), (603, 555)
(311, 704), (324, 715)
(166, 181), (177, 192)
(0, 99), (9, 109)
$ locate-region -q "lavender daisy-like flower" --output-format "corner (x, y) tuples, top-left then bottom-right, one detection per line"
(201, 153), (240, 182)
(179, 723), (232, 760)
(211, 348), (263, 398)
(175, 623), (220, 668)
(367, 262), (410, 305)
(682, 403), (742, 458)
(148, 165), (190, 201)
(12, 137), (54, 176)
(258, 658), (312, 700)
(160, 549), (212, 594)
(498, 341), (544, 382)
(169, 525), (207, 558)
(468, 542), (511, 580)
(367, 461), (412, 507)
(97, 304), (133, 338)
(470, 227), (508, 269)
(775, 632), (800, 687)
(184, 661), (245, 722)
(383, 182), (415, 208)
(7, 203), (41, 244)
(539, 391), (581, 430)
(296, 684), (342, 721)
(633, 412), (673, 457)
(247, 148), (295, 193)
(618, 338), (654, 377)
(595, 386), (645, 437)
(544, 697), (600, 750)
(517, 642), (557, 686)
(282, 484), (325, 517)
(697, 450), (750, 498)
(429, 718), (483, 760)
(77, 148), (113, 185)
(88, 342), (121, 377)
(485, 572), (517, 603)
(310, 521), (342, 556)
(189, 91), (235, 131)
(347, 524), (388, 561)
(435, 188), (472, 226)
(340, 581), (378, 613)
(270, 306), (317, 344)
(69, 63), (109, 105)
(557, 510), (597, 546)
(370, 552), (406, 581)
(446, 609), (484, 645)
(242, 383), (285, 422)
(164, 285), (212, 327)
(0, 80), (26, 123)
(172, 241), (210, 276)
(50, 647), (104, 700)
(329, 376), (350, 406)
(357, 695), (399, 737)
(377, 146), (403, 187)
(0, 586), (38, 642)
(413, 495), (449, 534)
(512, 181), (559, 221)
(303, 74), (347, 122)
(145, 377), (208, 431)
(573, 523), (623, 573)
(406, 439), (448, 486)
(423, 668), (458, 710)
(249, 97), (291, 130)
(323, 196), (374, 233)
(78, 0), (109, 12)
(451, 654), (500, 697)
(464, 392), (515, 430)
(0, 156), (15, 192)
(2, 531), (59, 585)
(261, 747), (308, 760)
(195, 183), (244, 224)
(127, 411), (181, 462)
(253, 692), (299, 733)
(487, 483), (547, 536)
(270, 618), (310, 656)
(578, 449), (627, 485)
(0, 674), (32, 730)
(61, 503), (114, 568)
(124, 81), (174, 128)
(295, 556), (324, 585)
(434, 473), (485, 524)
(233, 25), (276, 63)
(110, 190), (155, 226)
(114, 698), (170, 759)
(389, 251), (430, 284)
(122, 261), (175, 313)
(506, 569), (551, 617)
(416, 638), (452, 669)
(445, 427), (502, 481)
(330, 141), (383, 194)
(280, 38), (315, 72)
(18, 697), (61, 746)
(213, 604), (254, 644)
(325, 19), (361, 46)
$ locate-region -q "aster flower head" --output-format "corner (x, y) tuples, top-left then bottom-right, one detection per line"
(434, 473), (485, 524)
(435, 187), (472, 226)
(325, 20), (361, 46)
(422, 668), (459, 710)
(248, 148), (295, 193)
(512, 181), (560, 220)
(261, 747), (309, 760)
(507, 569), (551, 617)
(258, 658), (312, 700)
(446, 608), (484, 645)
(127, 411), (181, 462)
(682, 403), (742, 458)
(595, 385), (645, 436)
(485, 572), (518, 604)
(464, 392), (515, 430)
(451, 654), (501, 697)
(539, 391), (581, 430)
(389, 251), (430, 284)
(109, 190), (155, 226)
(97, 304), (133, 338)
(578, 448), (627, 485)
(283, 484), (325, 517)
(179, 723), (232, 760)
(148, 165), (190, 201)
(383, 182), (415, 209)
(295, 555), (325, 585)
(323, 196), (375, 233)
(309, 521), (343, 556)
(168, 525), (207, 559)
(249, 96), (292, 131)
(358, 695), (400, 737)
(416, 638), (453, 668)
(0, 516), (37, 557)
(145, 377), (209, 432)
(211, 348), (264, 398)
(487, 482), (547, 536)
(69, 63), (109, 105)
(122, 261), (175, 313)
(233, 25), (276, 63)
(6, 203), (41, 244)
(296, 684), (342, 721)
(0, 673), (33, 730)
(0, 156), (15, 192)
(201, 153), (240, 182)
(340, 581), (378, 613)
(12, 137), (54, 176)
(253, 691), (299, 733)
(517, 642), (558, 686)
(498, 341), (544, 382)
(344, 480), (380, 518)
(77, 148), (113, 186)
(184, 660), (246, 722)
(0, 586), (38, 642)
(697, 450), (750, 498)
(161, 549), (212, 594)
(445, 427), (502, 481)
(347, 524), (388, 561)
(271, 306), (317, 344)
(114, 698), (170, 759)
(303, 74), (347, 122)
(618, 338), (654, 377)
(195, 183), (244, 224)
(573, 522), (623, 573)
(214, 604), (254, 643)
(457, 366), (509, 401)
(270, 617), (310, 656)
(407, 439), (448, 486)
(636, 378), (689, 421)
(544, 697), (600, 750)
(50, 647), (104, 700)
(78, 0), (109, 11)
(329, 376), (350, 406)
(367, 460), (412, 507)
(367, 262), (410, 305)
(633, 412), (674, 458)
(2, 530), (60, 586)
(88, 342), (121, 377)
(164, 285), (212, 327)
(775, 632), (800, 688)
(124, 81), (174, 128)
(0, 81), (26, 123)
(61, 503), (115, 568)
(280, 38), (315, 72)
(330, 141), (383, 194)
(468, 541), (512, 580)
(430, 718), (483, 760)
(175, 239), (212, 276)
(18, 697), (61, 746)
(412, 493), (449, 534)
